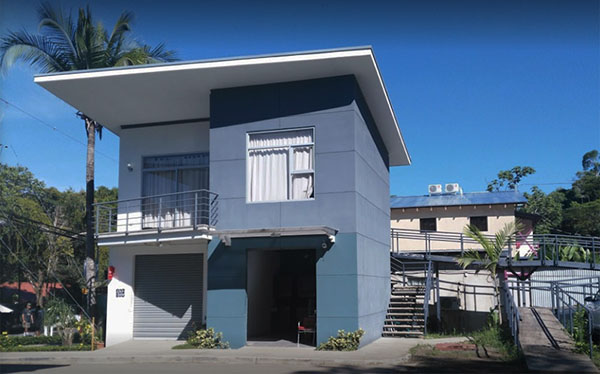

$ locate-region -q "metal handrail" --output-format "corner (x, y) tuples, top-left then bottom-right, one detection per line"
(502, 281), (521, 347)
(93, 189), (216, 205)
(505, 277), (596, 359)
(423, 260), (433, 335)
(553, 283), (594, 359)
(391, 228), (600, 268)
(93, 189), (219, 235)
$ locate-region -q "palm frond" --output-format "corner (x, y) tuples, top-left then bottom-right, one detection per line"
(112, 47), (148, 66)
(106, 10), (133, 54)
(144, 42), (178, 63)
(464, 224), (496, 256)
(37, 2), (77, 63)
(0, 30), (69, 73)
(457, 248), (482, 268)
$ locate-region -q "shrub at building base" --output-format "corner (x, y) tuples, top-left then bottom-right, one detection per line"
(185, 328), (229, 349)
(317, 329), (365, 351)
(0, 334), (92, 352)
(44, 298), (78, 346)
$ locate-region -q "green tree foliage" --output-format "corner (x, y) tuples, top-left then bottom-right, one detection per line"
(522, 187), (564, 234)
(0, 2), (175, 311)
(487, 166), (536, 192)
(563, 200), (600, 237)
(581, 150), (600, 176)
(493, 150), (600, 236)
(458, 222), (521, 321)
(0, 164), (117, 304)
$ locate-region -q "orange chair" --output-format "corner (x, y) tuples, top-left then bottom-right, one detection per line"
(297, 316), (316, 347)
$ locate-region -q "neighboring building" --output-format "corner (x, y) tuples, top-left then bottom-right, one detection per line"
(35, 48), (410, 348)
(390, 187), (532, 253)
(390, 187), (537, 332)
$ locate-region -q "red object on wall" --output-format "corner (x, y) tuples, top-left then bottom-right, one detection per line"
(108, 266), (115, 280)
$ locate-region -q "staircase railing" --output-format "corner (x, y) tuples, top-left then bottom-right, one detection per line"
(423, 260), (433, 335)
(552, 282), (594, 359)
(390, 256), (430, 287)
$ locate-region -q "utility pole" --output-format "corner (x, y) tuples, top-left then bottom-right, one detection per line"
(80, 113), (98, 319)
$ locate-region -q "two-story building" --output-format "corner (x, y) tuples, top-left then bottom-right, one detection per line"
(35, 48), (410, 348)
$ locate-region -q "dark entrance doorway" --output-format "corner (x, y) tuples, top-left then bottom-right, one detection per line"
(247, 249), (316, 346)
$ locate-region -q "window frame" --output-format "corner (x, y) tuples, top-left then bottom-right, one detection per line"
(469, 216), (488, 232)
(419, 218), (437, 233)
(246, 127), (315, 203)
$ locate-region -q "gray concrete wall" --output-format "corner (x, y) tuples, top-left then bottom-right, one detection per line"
(207, 76), (390, 347)
(353, 107), (391, 346)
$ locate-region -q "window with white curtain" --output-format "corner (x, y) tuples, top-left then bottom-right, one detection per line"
(141, 153), (209, 228)
(248, 128), (314, 202)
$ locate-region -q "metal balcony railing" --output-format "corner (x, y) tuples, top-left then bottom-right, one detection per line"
(94, 189), (218, 235)
(391, 228), (599, 264)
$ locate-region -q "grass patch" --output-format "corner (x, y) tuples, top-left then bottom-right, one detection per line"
(416, 325), (521, 362)
(467, 326), (520, 361)
(410, 343), (475, 359)
(425, 331), (465, 339)
(172, 343), (196, 350)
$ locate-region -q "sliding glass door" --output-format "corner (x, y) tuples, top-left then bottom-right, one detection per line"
(142, 153), (209, 228)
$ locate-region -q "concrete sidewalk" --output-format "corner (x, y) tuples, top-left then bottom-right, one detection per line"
(0, 337), (466, 367)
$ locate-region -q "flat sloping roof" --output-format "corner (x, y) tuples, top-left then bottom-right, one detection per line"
(34, 47), (410, 166)
(390, 191), (528, 209)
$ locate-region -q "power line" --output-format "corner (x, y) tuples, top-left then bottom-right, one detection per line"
(0, 144), (19, 160)
(1, 211), (85, 241)
(0, 97), (117, 163)
(0, 222), (92, 321)
(521, 182), (572, 186)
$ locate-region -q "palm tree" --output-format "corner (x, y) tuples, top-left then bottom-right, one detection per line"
(457, 222), (520, 323)
(0, 2), (177, 315)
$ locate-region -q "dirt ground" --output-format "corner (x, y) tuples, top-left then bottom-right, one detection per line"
(400, 344), (529, 373)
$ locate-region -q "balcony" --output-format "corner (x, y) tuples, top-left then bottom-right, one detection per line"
(94, 189), (218, 245)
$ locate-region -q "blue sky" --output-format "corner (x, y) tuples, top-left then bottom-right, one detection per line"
(0, 0), (598, 196)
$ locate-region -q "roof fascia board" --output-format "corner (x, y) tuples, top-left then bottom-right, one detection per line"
(366, 53), (411, 164)
(33, 49), (374, 83)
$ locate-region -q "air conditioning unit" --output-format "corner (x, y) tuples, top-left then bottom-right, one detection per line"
(445, 183), (460, 194)
(428, 184), (443, 195)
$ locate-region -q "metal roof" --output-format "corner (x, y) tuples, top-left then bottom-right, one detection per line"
(390, 191), (527, 209)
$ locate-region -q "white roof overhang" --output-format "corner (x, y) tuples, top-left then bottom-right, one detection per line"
(34, 47), (410, 166)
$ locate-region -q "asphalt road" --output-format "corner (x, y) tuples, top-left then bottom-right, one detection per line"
(0, 362), (400, 374)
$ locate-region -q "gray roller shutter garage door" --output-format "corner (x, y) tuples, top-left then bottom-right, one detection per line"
(133, 253), (203, 339)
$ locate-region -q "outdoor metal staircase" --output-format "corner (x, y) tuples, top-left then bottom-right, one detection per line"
(383, 285), (426, 337)
(383, 256), (433, 338)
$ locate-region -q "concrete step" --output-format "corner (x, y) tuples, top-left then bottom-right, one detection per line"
(387, 308), (423, 312)
(385, 312), (424, 316)
(383, 324), (424, 329)
(385, 318), (425, 323)
(391, 290), (425, 295)
(382, 331), (424, 337)
(389, 302), (424, 306)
